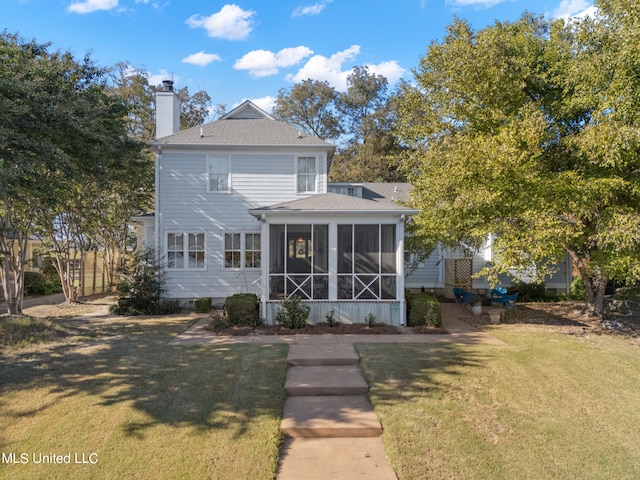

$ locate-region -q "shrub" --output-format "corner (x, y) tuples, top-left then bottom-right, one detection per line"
(275, 295), (310, 329)
(325, 309), (336, 327)
(406, 293), (442, 327)
(24, 272), (47, 295)
(568, 276), (587, 300)
(612, 285), (640, 301)
(507, 281), (547, 302)
(111, 248), (181, 316)
(194, 297), (212, 313)
(207, 311), (231, 332)
(225, 293), (260, 326)
(365, 313), (377, 327)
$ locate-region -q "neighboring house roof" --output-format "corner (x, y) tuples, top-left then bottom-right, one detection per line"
(249, 192), (419, 217)
(151, 100), (333, 148)
(361, 182), (411, 204)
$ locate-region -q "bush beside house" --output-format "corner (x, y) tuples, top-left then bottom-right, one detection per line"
(224, 293), (260, 326)
(406, 293), (442, 327)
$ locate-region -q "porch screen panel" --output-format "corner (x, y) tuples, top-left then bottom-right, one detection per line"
(337, 224), (397, 300)
(354, 225), (378, 274)
(337, 225), (352, 273)
(381, 225), (396, 274)
(269, 224), (328, 300)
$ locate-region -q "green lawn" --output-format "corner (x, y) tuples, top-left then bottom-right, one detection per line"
(0, 316), (288, 480)
(357, 330), (640, 480)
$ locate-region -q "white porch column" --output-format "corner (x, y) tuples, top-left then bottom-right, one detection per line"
(328, 222), (338, 300)
(260, 215), (269, 322)
(397, 216), (406, 325)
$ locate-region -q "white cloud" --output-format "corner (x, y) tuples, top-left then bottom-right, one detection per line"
(287, 45), (361, 91)
(366, 60), (405, 86)
(292, 0), (333, 17)
(67, 0), (118, 13)
(234, 46), (314, 77)
(186, 4), (255, 41)
(147, 70), (179, 88)
(552, 0), (597, 19)
(182, 51), (222, 67)
(251, 96), (277, 113)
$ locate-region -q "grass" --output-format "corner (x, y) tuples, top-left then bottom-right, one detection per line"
(357, 330), (640, 480)
(0, 315), (288, 479)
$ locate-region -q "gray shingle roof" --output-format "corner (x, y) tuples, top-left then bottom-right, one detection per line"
(249, 192), (418, 216)
(153, 101), (333, 148)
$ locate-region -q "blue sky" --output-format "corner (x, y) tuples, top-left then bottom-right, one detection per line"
(5, 0), (595, 113)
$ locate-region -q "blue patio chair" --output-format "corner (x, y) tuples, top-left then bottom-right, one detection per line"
(491, 290), (518, 309)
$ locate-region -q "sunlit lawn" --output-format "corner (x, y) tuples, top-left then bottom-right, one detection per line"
(357, 330), (640, 480)
(0, 316), (288, 480)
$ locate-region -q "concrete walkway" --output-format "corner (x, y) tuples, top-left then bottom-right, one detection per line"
(168, 302), (504, 479)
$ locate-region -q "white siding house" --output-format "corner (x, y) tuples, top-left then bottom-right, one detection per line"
(137, 81), (418, 325)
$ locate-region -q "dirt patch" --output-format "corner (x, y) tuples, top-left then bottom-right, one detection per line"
(465, 302), (640, 338)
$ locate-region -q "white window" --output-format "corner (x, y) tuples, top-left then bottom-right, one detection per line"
(167, 233), (205, 269)
(208, 155), (230, 192)
(224, 233), (241, 268)
(224, 232), (261, 270)
(296, 156), (317, 193)
(245, 233), (261, 269)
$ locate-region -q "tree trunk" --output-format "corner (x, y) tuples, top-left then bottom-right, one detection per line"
(0, 231), (28, 315)
(569, 248), (607, 317)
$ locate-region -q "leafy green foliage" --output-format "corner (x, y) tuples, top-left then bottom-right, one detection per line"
(224, 293), (260, 327)
(194, 297), (212, 314)
(325, 309), (336, 327)
(397, 6), (640, 315)
(507, 281), (548, 302)
(406, 294), (442, 327)
(23, 271), (61, 296)
(272, 79), (343, 141)
(275, 295), (310, 329)
(111, 248), (180, 316)
(365, 313), (377, 327)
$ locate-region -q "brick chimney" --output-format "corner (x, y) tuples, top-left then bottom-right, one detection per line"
(155, 80), (180, 139)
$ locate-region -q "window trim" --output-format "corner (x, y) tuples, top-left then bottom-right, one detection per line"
(295, 156), (317, 194)
(207, 154), (231, 193)
(166, 232), (206, 270)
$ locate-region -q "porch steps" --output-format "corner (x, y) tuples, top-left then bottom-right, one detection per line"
(281, 345), (380, 437)
(282, 395), (382, 438)
(277, 344), (397, 479)
(286, 344), (360, 366)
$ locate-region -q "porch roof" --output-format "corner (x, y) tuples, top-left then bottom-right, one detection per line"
(248, 192), (419, 217)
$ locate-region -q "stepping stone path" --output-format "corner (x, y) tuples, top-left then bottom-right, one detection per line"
(277, 344), (397, 479)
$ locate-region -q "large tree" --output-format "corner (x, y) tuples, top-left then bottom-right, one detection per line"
(272, 79), (343, 142)
(397, 3), (640, 316)
(0, 33), (152, 311)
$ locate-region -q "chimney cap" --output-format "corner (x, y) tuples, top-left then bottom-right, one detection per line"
(161, 79), (174, 92)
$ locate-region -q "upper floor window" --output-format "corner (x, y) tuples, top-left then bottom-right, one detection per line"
(167, 232), (205, 269)
(296, 156), (317, 193)
(208, 155), (230, 192)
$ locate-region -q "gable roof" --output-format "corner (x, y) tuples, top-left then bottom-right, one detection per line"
(249, 192), (418, 217)
(151, 100), (333, 148)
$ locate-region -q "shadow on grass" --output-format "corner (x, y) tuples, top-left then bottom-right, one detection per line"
(0, 316), (288, 439)
(355, 342), (489, 406)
